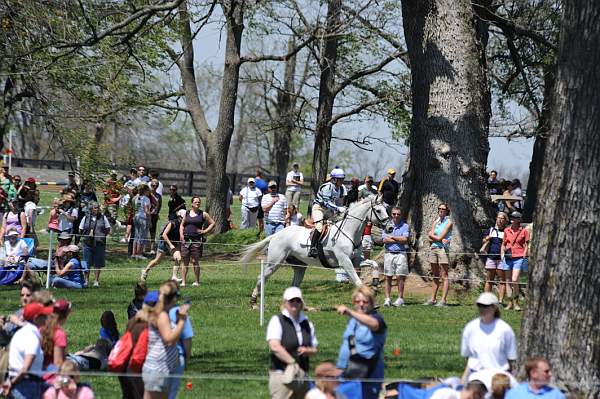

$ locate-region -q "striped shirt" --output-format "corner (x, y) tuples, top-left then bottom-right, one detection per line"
(142, 324), (179, 374)
(262, 194), (287, 223)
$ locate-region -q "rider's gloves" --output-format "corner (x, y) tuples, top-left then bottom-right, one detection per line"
(337, 206), (347, 214)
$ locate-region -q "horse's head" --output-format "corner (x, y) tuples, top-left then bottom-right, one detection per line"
(368, 198), (390, 227)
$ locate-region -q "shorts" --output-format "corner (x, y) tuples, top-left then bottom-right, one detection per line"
(502, 257), (528, 272)
(485, 258), (502, 270)
(83, 244), (106, 268)
(257, 203), (264, 219)
(384, 252), (408, 276)
(142, 371), (170, 393)
(181, 240), (202, 263)
(362, 235), (373, 251)
(157, 240), (170, 254)
(429, 247), (449, 264)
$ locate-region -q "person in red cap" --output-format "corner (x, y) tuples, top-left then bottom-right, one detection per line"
(3, 302), (52, 397)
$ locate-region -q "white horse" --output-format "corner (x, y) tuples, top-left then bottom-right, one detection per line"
(241, 196), (390, 306)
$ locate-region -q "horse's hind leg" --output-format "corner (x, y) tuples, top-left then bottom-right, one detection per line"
(250, 249), (288, 308)
(291, 265), (307, 287)
(339, 255), (363, 287)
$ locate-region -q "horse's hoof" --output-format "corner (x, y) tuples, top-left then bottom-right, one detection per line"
(250, 303), (258, 310)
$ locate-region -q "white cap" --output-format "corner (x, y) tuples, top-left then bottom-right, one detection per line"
(283, 287), (303, 302)
(476, 292), (499, 306)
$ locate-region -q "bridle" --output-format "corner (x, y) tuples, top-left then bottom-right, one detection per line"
(333, 201), (389, 249)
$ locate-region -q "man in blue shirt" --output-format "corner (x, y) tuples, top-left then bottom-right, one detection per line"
(506, 358), (565, 399)
(168, 296), (195, 399)
(381, 207), (410, 307)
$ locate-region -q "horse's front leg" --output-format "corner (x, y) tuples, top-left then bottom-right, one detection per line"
(339, 255), (363, 287)
(291, 265), (306, 287)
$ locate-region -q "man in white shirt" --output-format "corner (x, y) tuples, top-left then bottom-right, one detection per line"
(239, 178), (262, 229)
(262, 181), (287, 237)
(285, 163), (304, 208)
(6, 302), (53, 398)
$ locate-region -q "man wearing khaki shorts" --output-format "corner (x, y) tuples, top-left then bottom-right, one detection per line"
(381, 207), (410, 307)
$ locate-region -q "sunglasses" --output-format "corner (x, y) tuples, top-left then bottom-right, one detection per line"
(391, 213), (401, 216)
(438, 207), (448, 211)
(288, 298), (302, 304)
(353, 299), (369, 304)
(477, 303), (493, 308)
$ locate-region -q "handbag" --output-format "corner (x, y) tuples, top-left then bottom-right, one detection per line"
(343, 322), (379, 379)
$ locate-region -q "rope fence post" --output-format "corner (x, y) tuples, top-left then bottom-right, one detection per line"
(46, 230), (54, 288)
(260, 260), (265, 327)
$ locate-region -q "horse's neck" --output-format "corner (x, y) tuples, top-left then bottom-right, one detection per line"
(336, 203), (369, 241)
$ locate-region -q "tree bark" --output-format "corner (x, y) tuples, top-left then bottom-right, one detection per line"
(174, 0), (243, 233)
(310, 0), (341, 196)
(401, 0), (494, 277)
(520, 2), (600, 396)
(522, 65), (556, 223)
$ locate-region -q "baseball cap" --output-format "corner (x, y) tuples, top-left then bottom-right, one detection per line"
(247, 177), (255, 183)
(23, 302), (54, 321)
(65, 244), (80, 253)
(387, 168), (396, 175)
(283, 287), (303, 302)
(6, 229), (19, 237)
(293, 162), (299, 167)
(177, 209), (187, 218)
(26, 177), (36, 184)
(54, 299), (72, 315)
(144, 290), (159, 305)
(476, 292), (499, 306)
(268, 180), (278, 187)
(510, 211), (522, 219)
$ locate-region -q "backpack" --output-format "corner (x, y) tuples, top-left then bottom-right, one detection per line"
(128, 327), (149, 372)
(107, 331), (134, 372)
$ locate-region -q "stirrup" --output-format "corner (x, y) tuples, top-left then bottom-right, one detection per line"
(308, 247), (318, 258)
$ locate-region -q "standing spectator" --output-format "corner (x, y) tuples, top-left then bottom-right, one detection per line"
(99, 311), (119, 348)
(57, 195), (79, 235)
(335, 286), (386, 399)
(179, 196), (215, 287)
(225, 185), (234, 230)
(167, 281), (194, 399)
(102, 171), (122, 226)
(344, 177), (360, 206)
(79, 202), (110, 287)
(0, 199), (27, 241)
(461, 293), (516, 381)
(255, 170), (268, 236)
(239, 178), (262, 229)
(499, 181), (514, 213)
(12, 175), (28, 209)
(74, 183), (97, 245)
(42, 360), (96, 399)
(65, 171), (79, 195)
(378, 168), (399, 208)
(285, 163), (304, 208)
(262, 181), (287, 237)
(266, 287), (318, 399)
(50, 245), (85, 289)
(121, 183), (137, 253)
(502, 211), (529, 311)
(126, 168), (138, 187)
(425, 203), (453, 306)
(167, 185), (186, 221)
(509, 179), (523, 211)
(127, 281), (147, 320)
(358, 176), (377, 199)
(382, 207), (410, 307)
(47, 198), (61, 234)
(149, 170), (164, 196)
(142, 281), (190, 399)
(0, 187), (9, 226)
(41, 299), (71, 371)
(24, 190), (39, 252)
(361, 222), (380, 286)
(505, 358), (564, 399)
(132, 185), (151, 260)
(487, 170), (500, 195)
(0, 167), (15, 201)
(149, 179), (163, 253)
(285, 205), (303, 227)
(4, 302), (53, 398)
(482, 212), (508, 303)
(141, 209), (185, 282)
(134, 165), (150, 186)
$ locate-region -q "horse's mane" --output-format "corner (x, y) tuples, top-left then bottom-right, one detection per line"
(347, 195), (376, 211)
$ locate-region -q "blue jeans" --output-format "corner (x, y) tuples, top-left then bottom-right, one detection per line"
(9, 377), (43, 399)
(168, 356), (186, 399)
(50, 276), (83, 289)
(265, 222), (284, 237)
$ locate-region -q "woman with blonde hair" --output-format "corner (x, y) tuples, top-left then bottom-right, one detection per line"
(42, 360), (95, 399)
(336, 286), (387, 399)
(491, 373), (511, 399)
(425, 203), (453, 306)
(142, 281), (189, 399)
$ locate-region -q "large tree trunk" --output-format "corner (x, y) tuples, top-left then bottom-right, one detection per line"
(272, 38), (297, 178)
(310, 0), (341, 196)
(520, 2), (600, 396)
(522, 66), (555, 223)
(401, 0), (494, 277)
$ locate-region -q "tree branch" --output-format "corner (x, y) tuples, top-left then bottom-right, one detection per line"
(240, 35), (315, 64)
(334, 51), (404, 95)
(329, 97), (385, 126)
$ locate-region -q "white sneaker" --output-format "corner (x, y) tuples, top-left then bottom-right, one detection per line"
(171, 277), (182, 283)
(383, 298), (392, 307)
(393, 298), (405, 307)
(192, 281), (200, 287)
(93, 281), (99, 287)
(120, 237), (127, 243)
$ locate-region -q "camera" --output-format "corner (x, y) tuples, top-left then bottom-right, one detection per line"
(60, 376), (70, 386)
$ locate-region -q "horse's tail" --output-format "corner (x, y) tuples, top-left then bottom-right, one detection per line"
(240, 235), (275, 270)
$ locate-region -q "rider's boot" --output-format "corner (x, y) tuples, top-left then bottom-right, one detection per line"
(308, 230), (321, 258)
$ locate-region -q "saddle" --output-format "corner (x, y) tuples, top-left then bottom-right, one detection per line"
(308, 224), (334, 269)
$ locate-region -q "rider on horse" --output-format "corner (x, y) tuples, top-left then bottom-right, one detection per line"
(309, 168), (347, 258)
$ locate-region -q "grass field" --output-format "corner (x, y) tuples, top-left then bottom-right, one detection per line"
(0, 189), (523, 398)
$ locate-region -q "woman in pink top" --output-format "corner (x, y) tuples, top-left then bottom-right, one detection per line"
(48, 198), (61, 233)
(42, 300), (72, 371)
(0, 199), (27, 242)
(43, 360), (95, 399)
(501, 212), (530, 311)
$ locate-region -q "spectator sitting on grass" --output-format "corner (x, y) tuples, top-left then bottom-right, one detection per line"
(99, 310), (119, 348)
(67, 339), (112, 372)
(127, 281), (147, 320)
(42, 359), (96, 399)
(51, 245), (86, 289)
(1, 229), (29, 267)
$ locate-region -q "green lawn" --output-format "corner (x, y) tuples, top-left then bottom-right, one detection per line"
(0, 189), (523, 398)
